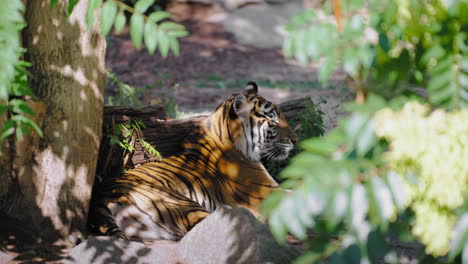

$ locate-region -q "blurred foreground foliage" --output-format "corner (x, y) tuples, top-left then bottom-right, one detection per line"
(0, 1), (43, 149)
(59, 0), (188, 56)
(264, 0), (468, 263)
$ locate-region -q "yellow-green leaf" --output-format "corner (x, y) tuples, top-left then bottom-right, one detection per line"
(130, 13), (144, 49)
(86, 0), (102, 28)
(148, 11), (171, 23)
(158, 30), (169, 58)
(100, 1), (117, 36)
(114, 10), (126, 34)
(134, 0), (155, 13)
(144, 22), (158, 54)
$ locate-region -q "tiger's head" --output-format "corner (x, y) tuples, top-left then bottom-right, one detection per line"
(206, 82), (298, 162)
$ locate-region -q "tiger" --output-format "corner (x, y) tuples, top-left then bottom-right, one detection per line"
(88, 81), (298, 241)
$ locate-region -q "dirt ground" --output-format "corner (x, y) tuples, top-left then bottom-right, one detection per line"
(105, 19), (351, 131)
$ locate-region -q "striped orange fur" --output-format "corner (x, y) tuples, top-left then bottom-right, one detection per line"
(89, 82), (298, 241)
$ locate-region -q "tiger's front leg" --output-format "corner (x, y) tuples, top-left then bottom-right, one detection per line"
(233, 185), (291, 223)
(227, 185), (280, 222)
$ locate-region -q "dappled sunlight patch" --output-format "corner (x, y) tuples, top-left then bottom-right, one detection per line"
(49, 64), (103, 102)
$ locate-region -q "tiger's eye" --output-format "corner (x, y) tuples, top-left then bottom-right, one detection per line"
(269, 120), (279, 127)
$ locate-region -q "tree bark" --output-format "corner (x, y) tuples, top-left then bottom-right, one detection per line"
(0, 0), (106, 241)
(96, 97), (313, 180)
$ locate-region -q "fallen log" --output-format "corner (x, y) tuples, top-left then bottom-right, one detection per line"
(95, 97), (317, 179)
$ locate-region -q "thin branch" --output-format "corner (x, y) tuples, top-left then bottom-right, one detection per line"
(332, 0), (343, 33)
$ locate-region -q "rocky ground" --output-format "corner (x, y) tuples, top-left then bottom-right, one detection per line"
(0, 208), (303, 264)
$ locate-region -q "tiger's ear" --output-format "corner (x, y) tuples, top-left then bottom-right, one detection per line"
(232, 93), (249, 117)
(244, 81), (258, 95)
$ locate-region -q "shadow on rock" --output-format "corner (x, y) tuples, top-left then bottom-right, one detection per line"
(65, 207), (301, 264)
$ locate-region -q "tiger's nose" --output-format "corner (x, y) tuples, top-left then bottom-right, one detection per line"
(290, 137), (298, 145)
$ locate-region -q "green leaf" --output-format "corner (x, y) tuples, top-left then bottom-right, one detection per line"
(291, 11), (308, 26)
(134, 0), (155, 13)
(283, 34), (294, 58)
(148, 11), (171, 23)
(463, 245), (468, 264)
(109, 135), (120, 145)
(350, 183), (369, 242)
(269, 209), (287, 243)
(428, 65), (453, 92)
(295, 188), (315, 228)
(0, 0), (25, 101)
(169, 37), (180, 56)
(302, 9), (317, 22)
(158, 30), (170, 58)
(261, 189), (285, 216)
(366, 229), (391, 261)
(329, 253), (346, 264)
(429, 55), (453, 75)
(319, 54), (338, 83)
(50, 0), (57, 8)
(343, 47), (360, 78)
(281, 195), (307, 239)
(0, 104), (8, 116)
(138, 139), (161, 159)
(68, 0), (79, 14)
(364, 94), (387, 111)
(461, 53), (468, 72)
(12, 115), (43, 137)
(355, 120), (376, 156)
(0, 86), (8, 101)
(159, 21), (185, 31)
(369, 177), (394, 226)
(86, 0), (102, 28)
(326, 190), (349, 229)
(386, 171), (407, 210)
(0, 120), (15, 142)
(344, 114), (367, 141)
(429, 83), (455, 105)
(144, 22), (158, 54)
(100, 1), (118, 36)
(130, 13), (144, 49)
(449, 213), (468, 261)
(167, 30), (189, 38)
(15, 125), (25, 140)
(341, 245), (361, 264)
(293, 30), (308, 65)
(114, 10), (126, 34)
(421, 45), (445, 65)
(300, 138), (335, 155)
(9, 99), (34, 115)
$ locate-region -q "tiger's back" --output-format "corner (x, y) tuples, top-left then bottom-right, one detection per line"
(89, 82), (298, 241)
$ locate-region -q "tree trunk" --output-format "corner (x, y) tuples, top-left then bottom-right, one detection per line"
(0, 0), (106, 242)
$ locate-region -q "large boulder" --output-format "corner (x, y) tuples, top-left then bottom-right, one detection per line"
(223, 1), (305, 48)
(179, 207), (301, 263)
(65, 207), (301, 263)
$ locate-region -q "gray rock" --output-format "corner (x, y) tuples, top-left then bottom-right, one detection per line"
(179, 207), (258, 264)
(63, 236), (181, 264)
(65, 207), (301, 263)
(0, 250), (15, 263)
(223, 1), (305, 48)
